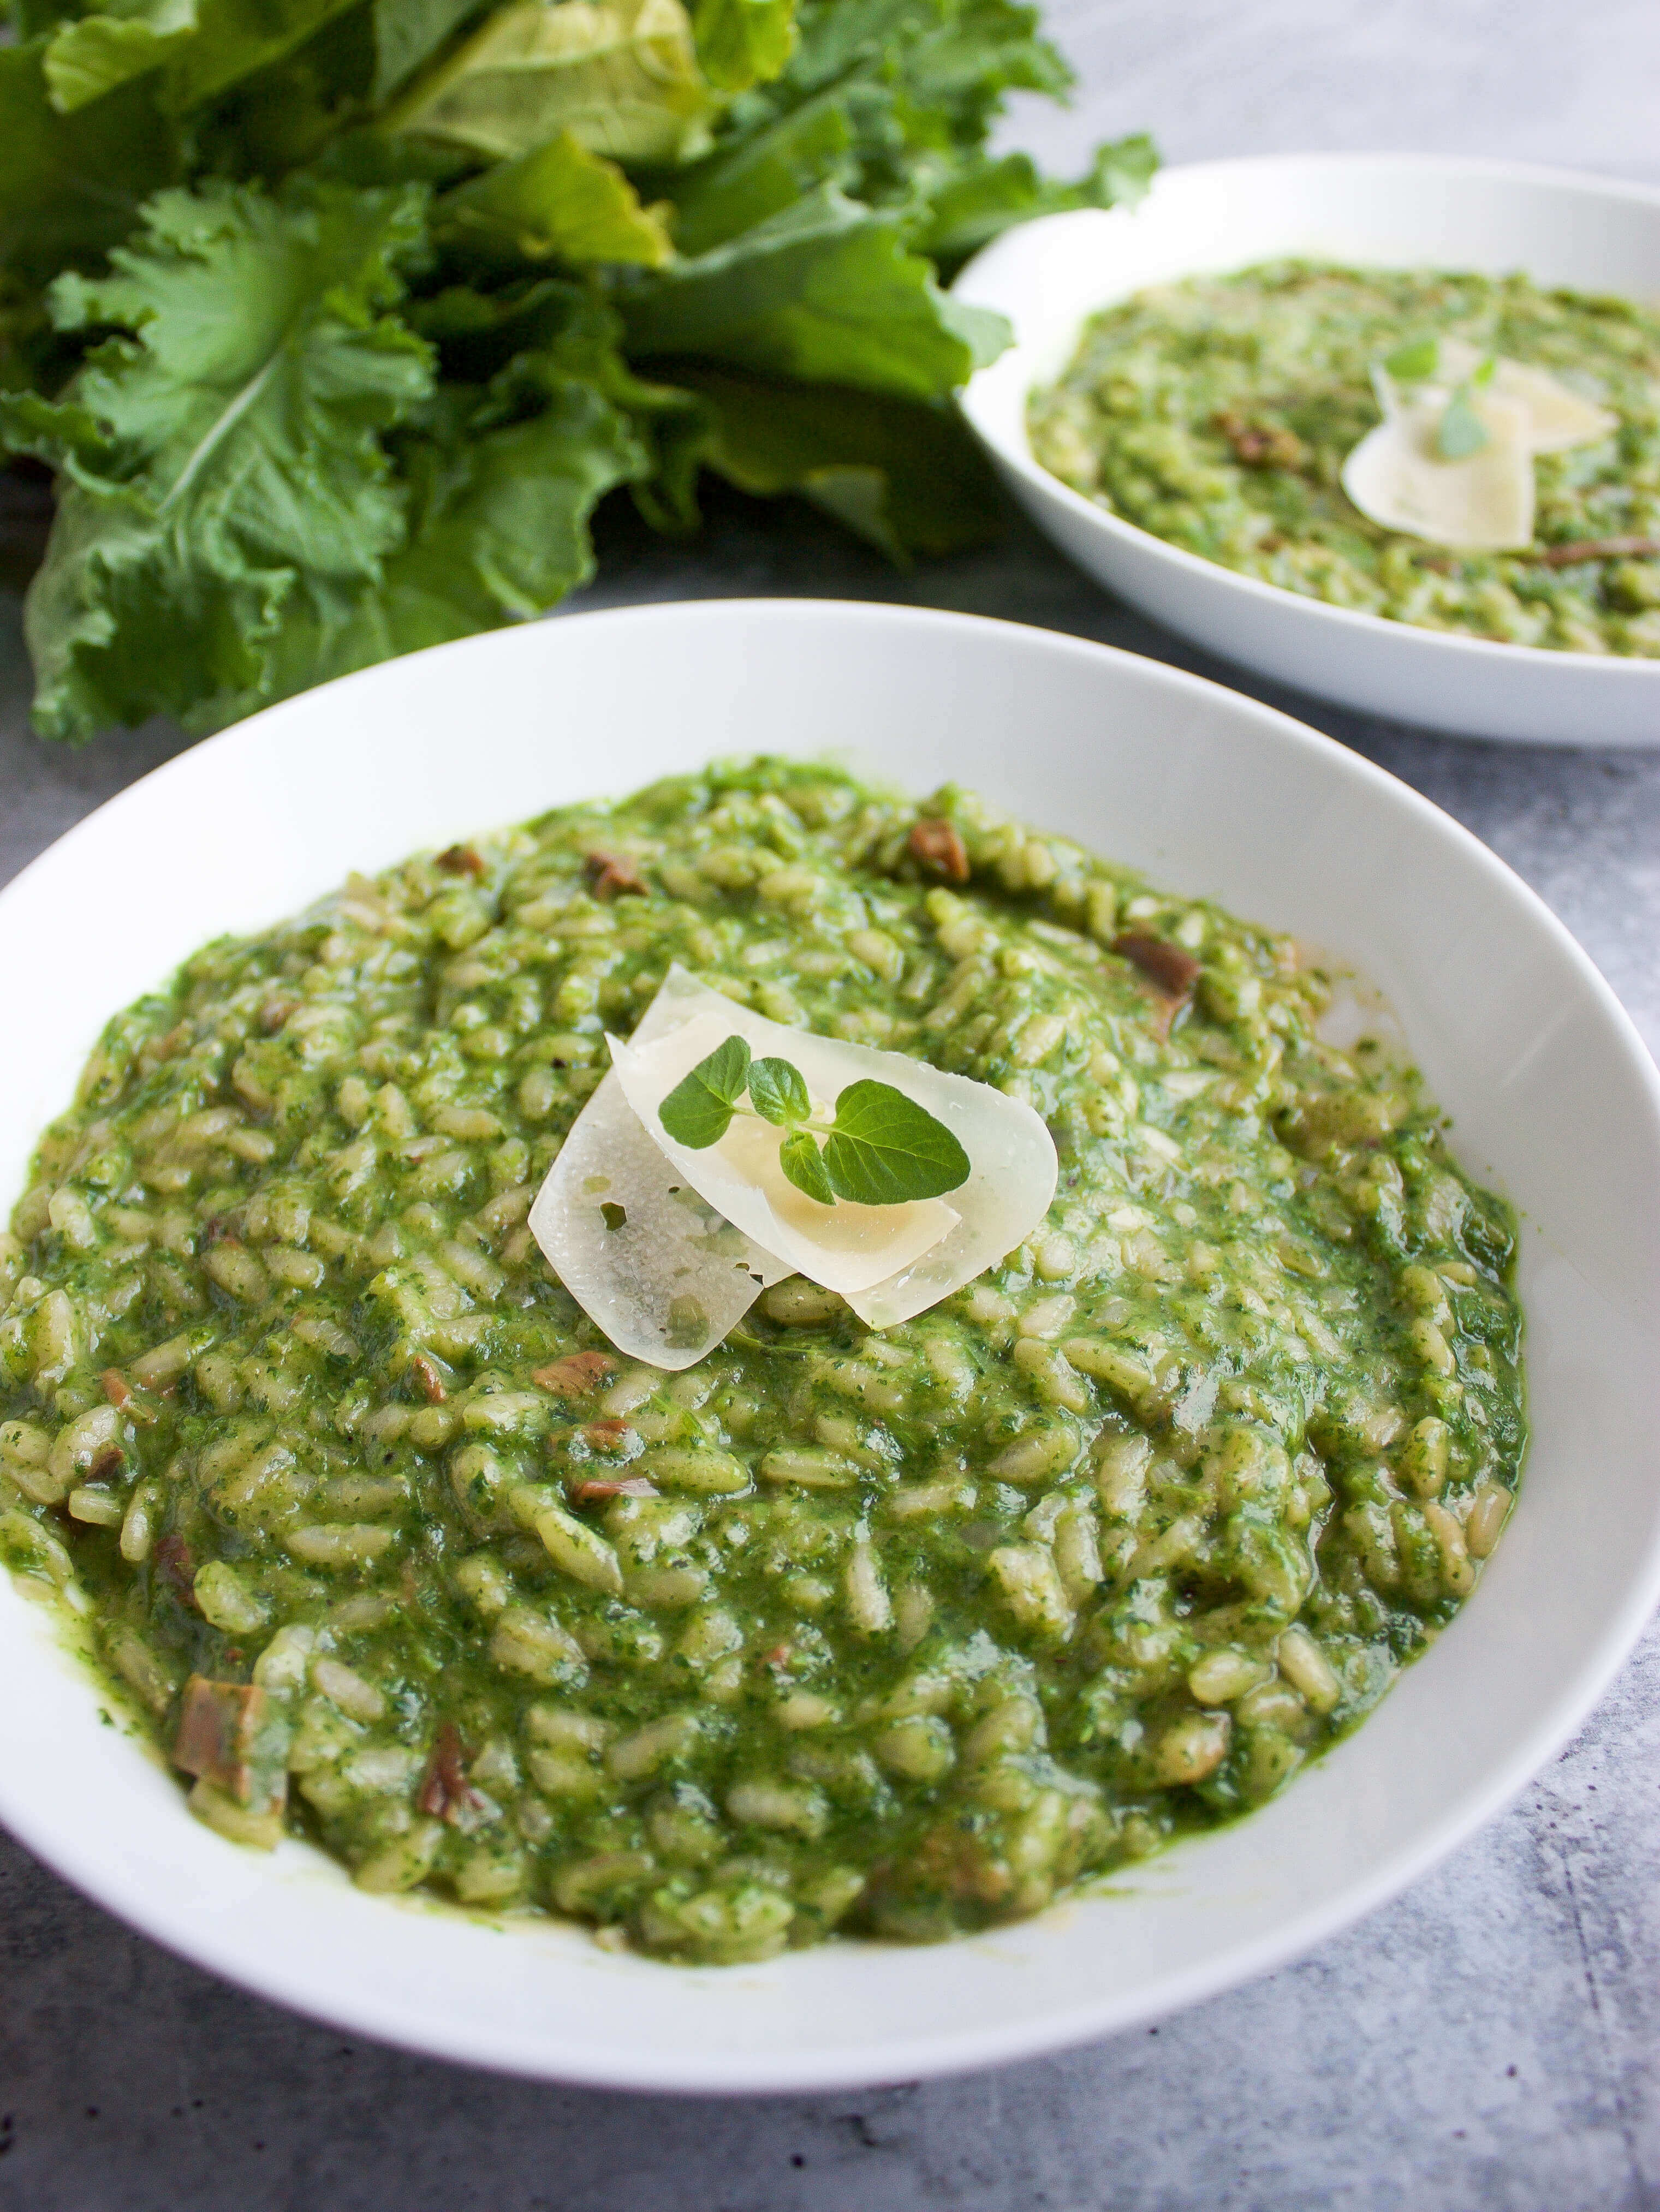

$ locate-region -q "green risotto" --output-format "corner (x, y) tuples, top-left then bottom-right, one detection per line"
(1028, 260), (1660, 653)
(0, 761), (1526, 1962)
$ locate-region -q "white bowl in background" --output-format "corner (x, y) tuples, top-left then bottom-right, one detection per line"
(955, 154), (1660, 746)
(2, 599), (1658, 2091)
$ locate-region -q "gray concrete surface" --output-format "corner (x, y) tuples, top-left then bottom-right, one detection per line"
(4, 4), (1660, 2204)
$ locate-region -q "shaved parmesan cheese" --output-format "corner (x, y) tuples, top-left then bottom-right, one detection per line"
(1343, 342), (1618, 550)
(1435, 341), (1617, 454)
(615, 968), (1058, 1332)
(1342, 388), (1534, 551)
(612, 1009), (960, 1299)
(528, 965), (1060, 1363)
(527, 1066), (791, 1370)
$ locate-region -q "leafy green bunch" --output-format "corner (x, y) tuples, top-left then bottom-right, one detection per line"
(0, 0), (1155, 741)
(658, 1030), (969, 1205)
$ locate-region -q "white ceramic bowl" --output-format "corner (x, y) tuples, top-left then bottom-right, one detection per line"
(2, 600), (1658, 2092)
(956, 154), (1660, 746)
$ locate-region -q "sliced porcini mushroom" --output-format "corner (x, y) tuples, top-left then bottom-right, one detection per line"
(174, 1676), (280, 1810)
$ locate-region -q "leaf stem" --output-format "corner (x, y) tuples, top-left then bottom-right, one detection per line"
(727, 1101), (831, 1130)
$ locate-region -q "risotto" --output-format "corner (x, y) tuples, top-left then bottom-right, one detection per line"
(0, 758), (1526, 1961)
(1028, 261), (1660, 654)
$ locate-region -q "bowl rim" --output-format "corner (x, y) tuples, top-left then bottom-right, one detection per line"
(955, 149), (1660, 689)
(3, 595), (1660, 2092)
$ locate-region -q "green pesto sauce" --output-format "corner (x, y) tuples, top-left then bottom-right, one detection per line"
(0, 759), (1527, 1964)
(1028, 260), (1660, 654)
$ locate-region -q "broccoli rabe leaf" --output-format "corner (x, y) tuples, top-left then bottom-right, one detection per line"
(663, 87), (854, 254)
(388, 0), (714, 165)
(667, 360), (1002, 558)
(264, 289), (648, 687)
(11, 0), (82, 35)
(268, 381), (644, 685)
(3, 180), (432, 740)
(621, 184), (1009, 401)
(372, 0), (484, 103)
(0, 0), (1156, 741)
(40, 0), (376, 118)
(748, 0), (1070, 205)
(915, 131), (1157, 270)
(168, 0), (365, 110)
(184, 4), (379, 179)
(691, 0), (796, 92)
(439, 129), (675, 265)
(43, 0), (199, 115)
(0, 41), (181, 286)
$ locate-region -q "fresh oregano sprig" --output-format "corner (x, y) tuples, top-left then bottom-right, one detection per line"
(1437, 375), (1492, 461)
(656, 1035), (970, 1207)
(1380, 337), (1497, 460)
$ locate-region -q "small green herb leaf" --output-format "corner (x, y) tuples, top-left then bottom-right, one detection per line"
(1436, 384), (1490, 461)
(822, 1079), (971, 1206)
(658, 1035), (752, 1148)
(1384, 337), (1439, 381)
(748, 1054), (812, 1125)
(1472, 353), (1498, 389)
(778, 1127), (837, 1205)
(657, 1034), (972, 1203)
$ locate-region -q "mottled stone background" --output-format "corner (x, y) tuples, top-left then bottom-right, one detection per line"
(3, 5), (1659, 2203)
